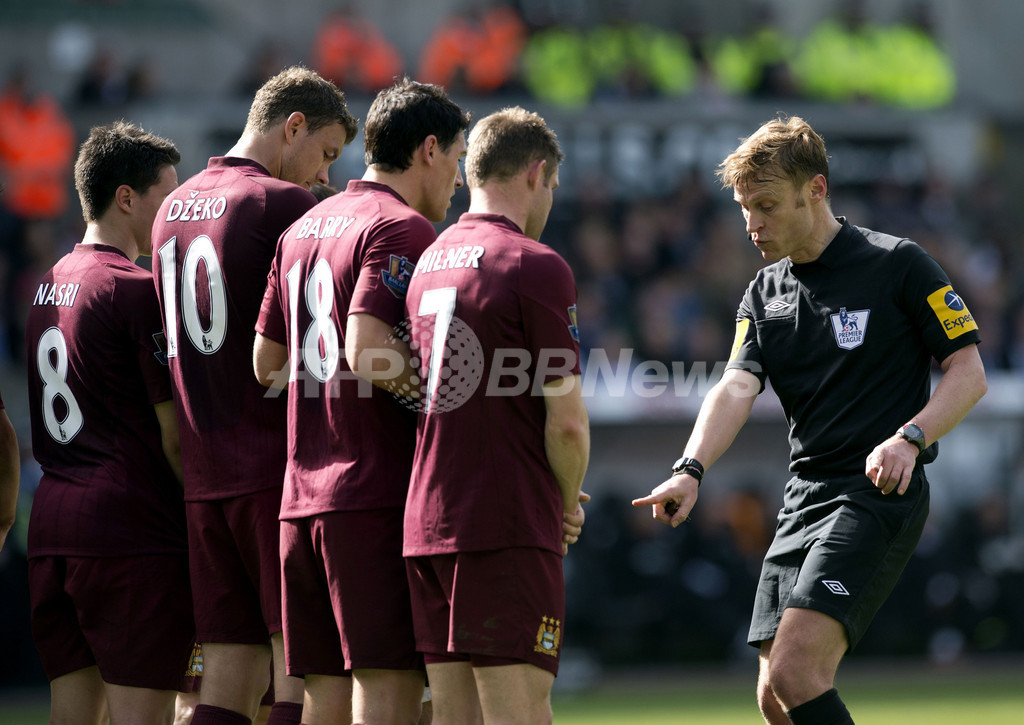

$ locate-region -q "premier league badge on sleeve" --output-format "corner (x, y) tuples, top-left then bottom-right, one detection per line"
(830, 307), (870, 350)
(567, 305), (579, 342)
(381, 254), (413, 298)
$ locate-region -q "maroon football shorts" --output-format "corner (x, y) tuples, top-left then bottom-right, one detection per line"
(406, 547), (565, 676)
(29, 554), (194, 689)
(186, 488), (284, 643)
(280, 508), (421, 675)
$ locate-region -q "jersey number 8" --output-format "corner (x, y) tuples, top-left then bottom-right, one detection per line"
(36, 326), (84, 444)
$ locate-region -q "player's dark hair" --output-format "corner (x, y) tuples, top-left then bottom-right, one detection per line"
(310, 182), (339, 202)
(363, 77), (471, 172)
(74, 120), (180, 222)
(717, 115), (830, 192)
(247, 65), (358, 143)
(466, 106), (563, 186)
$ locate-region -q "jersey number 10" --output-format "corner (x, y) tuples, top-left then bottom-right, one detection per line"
(157, 235), (228, 357)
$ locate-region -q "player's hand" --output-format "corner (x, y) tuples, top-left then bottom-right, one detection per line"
(865, 435), (918, 496)
(562, 491), (591, 555)
(631, 475), (698, 528)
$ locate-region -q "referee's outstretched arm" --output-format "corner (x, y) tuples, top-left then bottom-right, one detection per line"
(632, 367), (759, 526)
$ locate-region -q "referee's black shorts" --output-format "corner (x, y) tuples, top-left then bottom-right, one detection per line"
(747, 468), (929, 650)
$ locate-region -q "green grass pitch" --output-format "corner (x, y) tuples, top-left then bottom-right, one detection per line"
(551, 658), (1024, 724)
(1, 659), (1021, 724)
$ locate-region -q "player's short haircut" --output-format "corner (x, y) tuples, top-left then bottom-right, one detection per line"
(73, 120), (180, 222)
(465, 106), (563, 187)
(363, 77), (471, 172)
(246, 65), (359, 144)
(717, 115), (830, 192)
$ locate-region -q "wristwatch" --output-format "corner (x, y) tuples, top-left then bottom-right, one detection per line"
(671, 456), (704, 485)
(897, 423), (926, 453)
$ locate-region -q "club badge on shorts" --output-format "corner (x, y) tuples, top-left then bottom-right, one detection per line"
(829, 307), (870, 350)
(533, 615), (561, 657)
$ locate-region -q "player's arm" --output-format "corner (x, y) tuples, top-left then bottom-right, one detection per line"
(253, 333), (290, 390)
(345, 312), (420, 397)
(632, 367), (759, 527)
(154, 399), (183, 487)
(542, 375), (590, 554)
(0, 408), (19, 553)
(866, 343), (987, 496)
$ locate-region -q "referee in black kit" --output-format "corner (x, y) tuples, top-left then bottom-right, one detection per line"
(633, 115), (987, 725)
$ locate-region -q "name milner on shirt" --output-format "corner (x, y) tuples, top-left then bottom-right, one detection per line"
(413, 246), (485, 277)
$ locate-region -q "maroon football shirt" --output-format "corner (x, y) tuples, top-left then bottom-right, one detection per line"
(152, 157), (317, 500)
(257, 180), (436, 518)
(402, 213), (581, 557)
(25, 243), (185, 557)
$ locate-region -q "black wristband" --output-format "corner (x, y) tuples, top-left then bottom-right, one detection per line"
(671, 456), (704, 485)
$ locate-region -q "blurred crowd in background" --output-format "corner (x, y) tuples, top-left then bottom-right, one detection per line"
(2, 0), (1023, 688)
(2, 0), (1021, 372)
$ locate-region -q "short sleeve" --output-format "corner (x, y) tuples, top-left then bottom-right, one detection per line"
(725, 283), (767, 390)
(119, 272), (173, 405)
(894, 241), (981, 362)
(256, 251), (287, 345)
(520, 247), (581, 384)
(349, 214), (436, 327)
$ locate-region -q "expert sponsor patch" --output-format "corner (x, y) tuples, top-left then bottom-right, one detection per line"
(927, 285), (978, 339)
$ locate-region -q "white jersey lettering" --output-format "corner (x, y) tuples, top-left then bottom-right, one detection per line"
(164, 196), (227, 222)
(413, 246), (485, 277)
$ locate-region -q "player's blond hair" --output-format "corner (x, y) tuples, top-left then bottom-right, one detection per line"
(717, 115), (830, 192)
(466, 106), (563, 187)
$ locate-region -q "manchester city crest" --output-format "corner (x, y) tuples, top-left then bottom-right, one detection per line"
(829, 307), (870, 350)
(533, 616), (561, 657)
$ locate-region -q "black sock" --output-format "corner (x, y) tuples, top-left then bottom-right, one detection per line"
(189, 704), (252, 725)
(786, 688), (854, 725)
(266, 701), (303, 725)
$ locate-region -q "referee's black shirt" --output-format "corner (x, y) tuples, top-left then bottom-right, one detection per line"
(726, 218), (981, 476)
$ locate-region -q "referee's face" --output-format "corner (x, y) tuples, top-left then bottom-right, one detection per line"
(735, 177), (817, 263)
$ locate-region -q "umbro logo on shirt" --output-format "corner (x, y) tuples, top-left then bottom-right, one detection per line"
(822, 580), (851, 596)
(764, 300), (790, 312)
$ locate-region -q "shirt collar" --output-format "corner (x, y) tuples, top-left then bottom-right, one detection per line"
(793, 217), (853, 270)
(209, 156), (272, 177)
(458, 212), (523, 235)
(344, 180), (410, 207)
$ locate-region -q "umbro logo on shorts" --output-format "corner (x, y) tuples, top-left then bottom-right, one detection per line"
(822, 580), (851, 596)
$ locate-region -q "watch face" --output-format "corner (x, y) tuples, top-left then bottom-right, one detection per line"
(901, 424), (925, 448)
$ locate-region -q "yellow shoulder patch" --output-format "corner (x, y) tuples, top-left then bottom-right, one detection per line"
(729, 318), (751, 361)
(926, 285), (978, 340)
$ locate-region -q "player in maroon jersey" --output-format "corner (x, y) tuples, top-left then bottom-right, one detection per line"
(151, 67), (358, 725)
(402, 107), (589, 724)
(254, 77), (469, 725)
(25, 121), (189, 725)
(0, 390), (17, 554)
